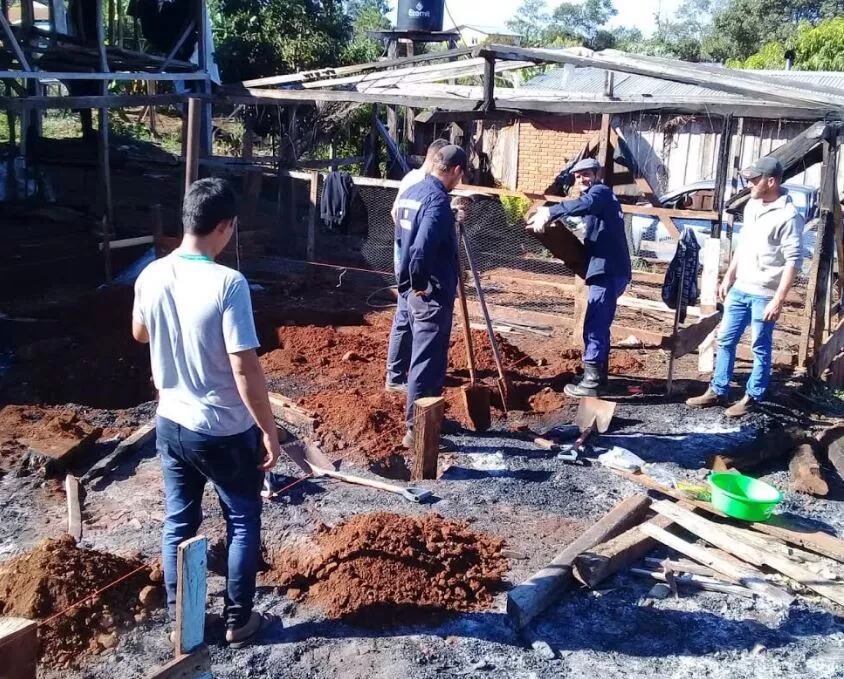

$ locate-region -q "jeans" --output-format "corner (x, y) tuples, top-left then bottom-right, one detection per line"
(156, 416), (263, 629)
(386, 290), (412, 386)
(405, 291), (455, 427)
(583, 275), (629, 364)
(711, 288), (776, 400)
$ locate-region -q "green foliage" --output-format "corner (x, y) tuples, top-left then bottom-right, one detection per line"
(500, 195), (532, 226)
(342, 0), (391, 64)
(727, 41), (787, 69)
(506, 0), (552, 47)
(730, 17), (844, 70)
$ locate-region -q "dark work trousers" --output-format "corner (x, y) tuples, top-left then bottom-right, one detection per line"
(156, 416), (263, 629)
(583, 275), (629, 364)
(405, 291), (455, 428)
(385, 290), (412, 386)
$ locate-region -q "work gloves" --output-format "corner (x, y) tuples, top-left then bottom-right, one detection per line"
(526, 206), (553, 234)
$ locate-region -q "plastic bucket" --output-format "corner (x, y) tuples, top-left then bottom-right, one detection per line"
(708, 472), (783, 522)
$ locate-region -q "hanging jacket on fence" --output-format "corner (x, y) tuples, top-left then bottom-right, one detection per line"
(662, 227), (701, 323)
(320, 171), (368, 236)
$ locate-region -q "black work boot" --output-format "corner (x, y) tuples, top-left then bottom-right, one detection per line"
(564, 362), (602, 398)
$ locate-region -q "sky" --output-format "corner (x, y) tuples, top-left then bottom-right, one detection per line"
(390, 0), (686, 37)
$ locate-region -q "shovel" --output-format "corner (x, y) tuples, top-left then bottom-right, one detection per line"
(283, 441), (433, 504)
(455, 222), (491, 432)
(558, 397), (617, 461)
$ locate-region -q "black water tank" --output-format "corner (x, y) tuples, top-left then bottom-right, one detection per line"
(396, 0), (445, 32)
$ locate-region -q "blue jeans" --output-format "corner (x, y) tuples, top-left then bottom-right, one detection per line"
(386, 290), (412, 386)
(711, 288), (776, 400)
(405, 291), (455, 428)
(156, 416), (263, 629)
(583, 275), (629, 364)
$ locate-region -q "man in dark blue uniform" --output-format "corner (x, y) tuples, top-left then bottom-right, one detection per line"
(394, 145), (467, 448)
(527, 158), (631, 398)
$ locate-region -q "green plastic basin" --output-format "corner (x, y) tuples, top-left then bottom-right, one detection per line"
(708, 472), (783, 522)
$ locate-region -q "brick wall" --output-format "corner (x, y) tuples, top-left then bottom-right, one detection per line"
(517, 116), (598, 193)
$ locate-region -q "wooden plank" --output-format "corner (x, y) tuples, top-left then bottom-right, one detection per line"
(573, 514), (673, 588)
(0, 93), (194, 112)
(790, 443), (829, 497)
(0, 617), (37, 679)
(598, 113), (613, 186)
(507, 494), (651, 628)
(629, 568), (755, 598)
(644, 557), (725, 580)
(698, 236), (721, 372)
(614, 469), (844, 563)
(672, 311), (722, 359)
(175, 536), (208, 655)
(145, 645), (212, 679)
(531, 224), (588, 279)
(65, 474), (82, 540)
(0, 70), (207, 81)
(99, 235), (155, 251)
(639, 521), (793, 605)
(411, 396), (445, 481)
(306, 170), (319, 274)
(651, 500), (844, 607)
(813, 310), (844, 379)
(267, 393), (316, 435)
(0, 12), (31, 70)
(81, 421), (155, 483)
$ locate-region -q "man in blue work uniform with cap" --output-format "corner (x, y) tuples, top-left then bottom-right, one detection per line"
(527, 157), (631, 397)
(394, 145), (467, 448)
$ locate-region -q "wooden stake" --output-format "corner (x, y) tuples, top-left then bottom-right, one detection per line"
(184, 97), (201, 194)
(65, 474), (82, 540)
(507, 494), (651, 628)
(175, 536), (208, 656)
(0, 618), (37, 679)
(411, 396), (445, 481)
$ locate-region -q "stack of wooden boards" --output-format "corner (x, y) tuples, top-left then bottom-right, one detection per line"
(507, 471), (844, 628)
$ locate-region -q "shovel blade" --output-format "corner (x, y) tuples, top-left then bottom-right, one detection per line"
(461, 384), (491, 432)
(574, 397), (616, 433)
(283, 441), (337, 476)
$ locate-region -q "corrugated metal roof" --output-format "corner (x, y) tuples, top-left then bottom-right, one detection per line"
(523, 65), (844, 98)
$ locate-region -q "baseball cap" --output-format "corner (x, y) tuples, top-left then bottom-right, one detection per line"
(571, 157), (601, 173)
(437, 145), (468, 170)
(741, 156), (783, 180)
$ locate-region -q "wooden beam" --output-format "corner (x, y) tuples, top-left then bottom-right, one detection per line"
(0, 12), (31, 70)
(411, 396), (445, 481)
(81, 421), (155, 483)
(414, 109), (517, 124)
(639, 520), (793, 605)
(598, 113), (613, 186)
(572, 514), (673, 589)
(159, 20), (195, 72)
(615, 469), (844, 563)
(507, 494), (651, 628)
(0, 618), (37, 679)
(0, 70), (207, 80)
(671, 311), (722, 359)
(145, 645), (212, 679)
(790, 443), (829, 497)
(482, 54), (495, 111)
(65, 474), (82, 540)
(99, 235), (155, 251)
(630, 568), (754, 598)
(306, 170), (319, 269)
(651, 500), (844, 607)
(175, 536), (208, 655)
(473, 45), (844, 110)
(268, 393), (317, 435)
(0, 93), (193, 111)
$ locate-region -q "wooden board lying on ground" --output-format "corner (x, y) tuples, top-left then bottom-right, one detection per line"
(146, 645), (212, 679)
(0, 617), (38, 679)
(507, 494), (651, 628)
(651, 500), (844, 607)
(268, 393), (317, 435)
(81, 421), (155, 483)
(671, 311), (723, 359)
(615, 469), (844, 563)
(573, 514), (673, 588)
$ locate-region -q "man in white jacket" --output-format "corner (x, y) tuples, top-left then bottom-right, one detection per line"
(687, 156), (804, 417)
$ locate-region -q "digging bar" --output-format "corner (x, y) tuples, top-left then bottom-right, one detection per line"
(460, 227), (514, 411)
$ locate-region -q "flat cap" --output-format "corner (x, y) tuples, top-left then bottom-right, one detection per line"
(741, 156), (783, 180)
(571, 157), (601, 173)
(437, 145), (468, 170)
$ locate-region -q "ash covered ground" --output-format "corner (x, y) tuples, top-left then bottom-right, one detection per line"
(1, 280), (843, 679)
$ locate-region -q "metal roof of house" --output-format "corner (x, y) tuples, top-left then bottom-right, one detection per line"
(524, 65), (844, 98)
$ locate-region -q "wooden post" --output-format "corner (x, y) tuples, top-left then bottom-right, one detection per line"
(598, 113), (613, 187)
(65, 474), (82, 540)
(95, 0), (113, 281)
(305, 169), (319, 282)
(411, 396), (445, 481)
(174, 536), (208, 655)
(117, 0), (124, 48)
(482, 55), (496, 111)
(184, 97), (201, 194)
(0, 618), (37, 679)
(698, 236), (720, 373)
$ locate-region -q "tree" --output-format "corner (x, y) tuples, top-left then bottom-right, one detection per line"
(342, 0), (391, 64)
(506, 0), (552, 46)
(549, 0), (616, 46)
(730, 17), (844, 70)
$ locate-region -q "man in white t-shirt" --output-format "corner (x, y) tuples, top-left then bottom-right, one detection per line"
(133, 178), (282, 648)
(386, 139), (449, 391)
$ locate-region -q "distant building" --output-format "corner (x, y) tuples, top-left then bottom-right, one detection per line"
(455, 24), (522, 47)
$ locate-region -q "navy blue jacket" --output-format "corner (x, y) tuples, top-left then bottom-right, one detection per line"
(549, 183), (631, 283)
(395, 175), (459, 302)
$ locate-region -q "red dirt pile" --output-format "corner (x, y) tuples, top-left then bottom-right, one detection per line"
(449, 330), (536, 374)
(0, 535), (159, 668)
(266, 513), (508, 626)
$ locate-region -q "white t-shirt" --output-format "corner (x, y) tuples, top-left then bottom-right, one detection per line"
(392, 168), (427, 273)
(133, 253), (260, 437)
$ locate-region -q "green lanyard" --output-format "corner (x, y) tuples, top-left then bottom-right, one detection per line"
(177, 253), (214, 263)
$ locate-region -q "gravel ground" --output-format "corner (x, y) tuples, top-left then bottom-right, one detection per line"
(1, 392), (839, 679)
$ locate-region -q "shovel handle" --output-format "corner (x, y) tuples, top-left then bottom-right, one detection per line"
(575, 425), (595, 450)
(455, 224), (478, 384)
(316, 467), (408, 495)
